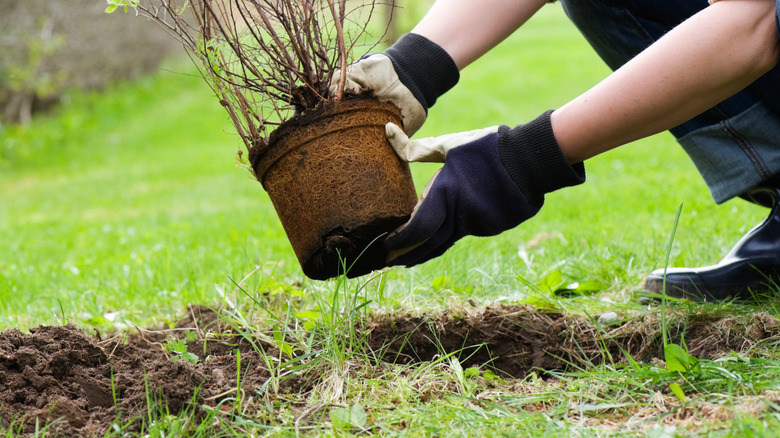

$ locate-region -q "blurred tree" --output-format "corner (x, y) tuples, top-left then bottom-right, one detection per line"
(0, 0), (180, 124)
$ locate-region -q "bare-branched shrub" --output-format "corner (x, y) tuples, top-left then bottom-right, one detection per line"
(108, 0), (392, 156)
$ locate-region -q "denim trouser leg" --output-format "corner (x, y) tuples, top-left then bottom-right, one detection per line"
(559, 0), (780, 203)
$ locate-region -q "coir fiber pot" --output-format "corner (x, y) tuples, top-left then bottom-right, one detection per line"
(251, 97), (418, 280)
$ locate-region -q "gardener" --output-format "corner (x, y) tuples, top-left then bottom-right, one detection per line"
(339, 0), (780, 301)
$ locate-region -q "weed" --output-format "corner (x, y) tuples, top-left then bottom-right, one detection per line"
(329, 403), (368, 431)
(163, 338), (200, 365)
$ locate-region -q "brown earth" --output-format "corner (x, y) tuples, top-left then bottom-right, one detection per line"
(1, 304), (778, 436)
(367, 304), (780, 378)
(0, 306), (310, 437)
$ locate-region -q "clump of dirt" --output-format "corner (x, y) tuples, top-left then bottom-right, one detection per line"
(1, 304), (778, 436)
(366, 304), (780, 378)
(0, 306), (318, 437)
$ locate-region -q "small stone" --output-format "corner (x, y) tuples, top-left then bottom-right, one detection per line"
(597, 311), (619, 326)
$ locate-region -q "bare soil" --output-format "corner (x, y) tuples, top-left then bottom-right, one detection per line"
(0, 306), (307, 436)
(367, 304), (780, 377)
(1, 304), (778, 436)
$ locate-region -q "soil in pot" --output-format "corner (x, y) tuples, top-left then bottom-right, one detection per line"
(251, 97), (418, 280)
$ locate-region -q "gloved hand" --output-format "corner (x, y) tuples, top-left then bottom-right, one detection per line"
(334, 33), (459, 136)
(384, 111), (586, 267)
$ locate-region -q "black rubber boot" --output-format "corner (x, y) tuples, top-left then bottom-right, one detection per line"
(738, 175), (780, 208)
(643, 186), (780, 302)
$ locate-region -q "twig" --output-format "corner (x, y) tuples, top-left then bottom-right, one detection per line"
(117, 0), (391, 153)
(326, 0), (348, 100)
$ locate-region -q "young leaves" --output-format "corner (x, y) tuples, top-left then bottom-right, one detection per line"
(330, 404), (368, 430)
(664, 343), (700, 374)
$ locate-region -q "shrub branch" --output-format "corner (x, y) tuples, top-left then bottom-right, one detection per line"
(108, 0), (393, 155)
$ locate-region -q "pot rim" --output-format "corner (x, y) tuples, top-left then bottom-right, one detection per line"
(254, 98), (401, 183)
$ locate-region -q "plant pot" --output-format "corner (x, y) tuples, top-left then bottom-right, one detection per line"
(252, 97), (418, 280)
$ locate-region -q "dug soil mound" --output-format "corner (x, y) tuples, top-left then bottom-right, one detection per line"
(367, 304), (780, 377)
(1, 304), (779, 436)
(0, 306), (317, 437)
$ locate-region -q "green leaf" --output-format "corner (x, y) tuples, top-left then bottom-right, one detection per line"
(165, 339), (188, 354)
(330, 404), (367, 429)
(689, 355), (701, 373)
(295, 310), (320, 320)
(669, 383), (687, 402)
(664, 343), (699, 374)
(672, 251), (686, 268)
(330, 408), (349, 429)
(573, 279), (606, 292)
(558, 278), (607, 296)
(179, 351), (199, 364)
(84, 316), (111, 327)
(664, 343), (690, 373)
(105, 4), (118, 13)
(349, 404), (367, 428)
(464, 367), (480, 379)
(279, 342), (293, 357)
(163, 339), (199, 364)
(540, 270), (565, 292)
(272, 329), (295, 357)
(648, 424), (678, 438)
(483, 370), (505, 383)
(450, 357), (463, 380)
(432, 275), (450, 290)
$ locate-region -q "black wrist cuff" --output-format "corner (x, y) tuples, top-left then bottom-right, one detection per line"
(498, 110), (586, 202)
(384, 33), (459, 112)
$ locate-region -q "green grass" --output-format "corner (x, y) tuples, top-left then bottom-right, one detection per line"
(2, 3), (780, 437)
(1, 4), (767, 329)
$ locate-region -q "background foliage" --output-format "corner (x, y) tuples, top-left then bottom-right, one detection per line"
(0, 0), (179, 125)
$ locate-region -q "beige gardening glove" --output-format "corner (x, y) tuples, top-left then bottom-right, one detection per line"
(331, 33), (459, 136)
(386, 123), (500, 162)
(338, 54), (427, 135)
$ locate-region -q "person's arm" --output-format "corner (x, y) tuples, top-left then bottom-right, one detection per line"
(411, 0), (549, 69)
(383, 0), (780, 267)
(337, 0), (547, 135)
(552, 0), (780, 163)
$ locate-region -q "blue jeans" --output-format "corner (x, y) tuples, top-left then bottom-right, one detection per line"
(559, 0), (780, 203)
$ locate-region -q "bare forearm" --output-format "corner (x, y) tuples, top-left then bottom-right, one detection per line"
(551, 0), (780, 163)
(412, 0), (549, 69)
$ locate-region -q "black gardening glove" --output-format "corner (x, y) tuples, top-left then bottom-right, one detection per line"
(383, 111), (586, 267)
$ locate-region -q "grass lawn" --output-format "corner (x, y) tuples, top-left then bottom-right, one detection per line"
(2, 3), (780, 437)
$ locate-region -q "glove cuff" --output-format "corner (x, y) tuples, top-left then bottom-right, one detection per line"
(384, 33), (459, 113)
(498, 110), (586, 202)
